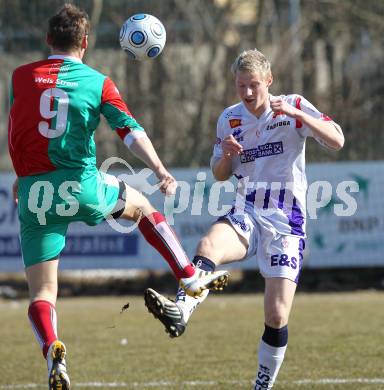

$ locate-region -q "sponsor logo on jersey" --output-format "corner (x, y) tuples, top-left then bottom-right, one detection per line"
(270, 254), (298, 269)
(240, 141), (283, 163)
(232, 128), (242, 137)
(48, 63), (61, 75)
(266, 120), (291, 131)
(224, 111), (242, 119)
(229, 119), (242, 128)
(220, 207), (250, 232)
(232, 128), (244, 142)
(49, 63), (70, 75)
(34, 77), (78, 88)
(281, 237), (290, 248)
(228, 214), (250, 232)
(34, 76), (55, 85)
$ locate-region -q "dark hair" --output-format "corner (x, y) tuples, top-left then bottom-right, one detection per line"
(47, 3), (90, 51)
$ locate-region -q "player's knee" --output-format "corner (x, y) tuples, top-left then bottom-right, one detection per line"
(121, 193), (156, 221)
(265, 307), (289, 329)
(197, 236), (218, 260)
(133, 192), (152, 211)
(265, 314), (287, 329)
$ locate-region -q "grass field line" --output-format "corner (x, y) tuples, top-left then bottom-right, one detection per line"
(1, 378), (384, 388)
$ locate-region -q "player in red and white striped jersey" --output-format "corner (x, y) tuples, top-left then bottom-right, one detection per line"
(9, 4), (229, 389)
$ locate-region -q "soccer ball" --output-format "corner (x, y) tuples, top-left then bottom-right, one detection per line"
(119, 14), (166, 61)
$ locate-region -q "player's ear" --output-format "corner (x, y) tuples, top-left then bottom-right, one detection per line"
(267, 73), (273, 87)
(82, 34), (88, 50)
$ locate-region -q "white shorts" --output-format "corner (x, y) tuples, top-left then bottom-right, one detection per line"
(218, 207), (305, 283)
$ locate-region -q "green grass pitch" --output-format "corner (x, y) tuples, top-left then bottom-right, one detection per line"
(0, 292), (383, 389)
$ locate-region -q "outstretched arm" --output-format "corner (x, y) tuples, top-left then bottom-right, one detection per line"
(100, 77), (177, 195)
(129, 136), (177, 195)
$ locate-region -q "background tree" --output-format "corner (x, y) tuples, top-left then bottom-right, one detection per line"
(0, 0), (383, 171)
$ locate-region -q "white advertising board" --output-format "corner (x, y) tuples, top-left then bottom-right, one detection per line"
(0, 161), (383, 271)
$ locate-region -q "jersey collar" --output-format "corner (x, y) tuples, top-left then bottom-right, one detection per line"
(48, 55), (83, 63)
(241, 98), (272, 120)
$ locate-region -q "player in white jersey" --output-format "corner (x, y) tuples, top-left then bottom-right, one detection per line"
(144, 49), (344, 389)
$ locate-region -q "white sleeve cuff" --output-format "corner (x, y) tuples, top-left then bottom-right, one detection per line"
(123, 130), (148, 147)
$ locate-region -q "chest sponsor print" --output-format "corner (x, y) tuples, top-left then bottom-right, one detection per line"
(240, 141), (283, 163)
(266, 120), (291, 131)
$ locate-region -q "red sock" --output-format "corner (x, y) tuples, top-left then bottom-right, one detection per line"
(28, 300), (58, 358)
(138, 212), (195, 279)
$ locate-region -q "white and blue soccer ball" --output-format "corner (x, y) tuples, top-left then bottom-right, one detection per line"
(119, 14), (166, 60)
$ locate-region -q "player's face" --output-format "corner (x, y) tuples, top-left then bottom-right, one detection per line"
(235, 71), (271, 116)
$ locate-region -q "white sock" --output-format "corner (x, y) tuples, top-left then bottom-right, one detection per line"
(255, 340), (287, 389)
(175, 287), (209, 322)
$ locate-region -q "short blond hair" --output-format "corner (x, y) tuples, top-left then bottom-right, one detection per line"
(231, 49), (272, 79)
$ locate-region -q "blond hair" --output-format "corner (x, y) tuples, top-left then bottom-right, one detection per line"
(231, 49), (272, 79)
